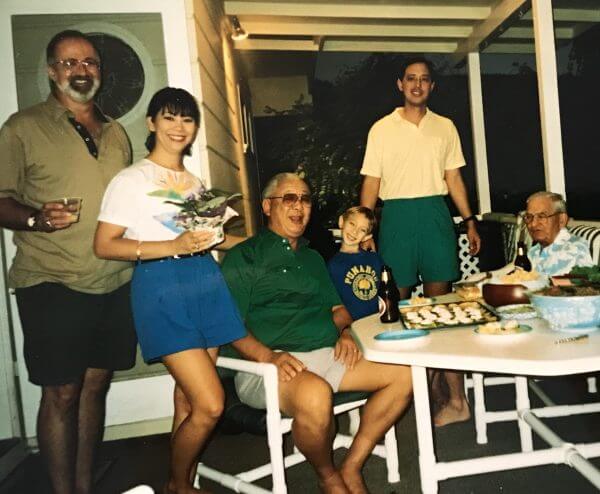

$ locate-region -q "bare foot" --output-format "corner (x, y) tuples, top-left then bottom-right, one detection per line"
(434, 400), (471, 427)
(340, 464), (369, 494)
(318, 471), (350, 494)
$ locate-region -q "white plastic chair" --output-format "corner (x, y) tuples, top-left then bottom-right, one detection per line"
(196, 356), (400, 494)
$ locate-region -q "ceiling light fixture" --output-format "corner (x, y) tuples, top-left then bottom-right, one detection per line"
(231, 16), (248, 41)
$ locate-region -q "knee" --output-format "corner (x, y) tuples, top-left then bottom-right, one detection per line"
(83, 371), (112, 397)
(190, 394), (225, 425)
(390, 365), (413, 396)
(42, 384), (81, 413)
(293, 378), (333, 426)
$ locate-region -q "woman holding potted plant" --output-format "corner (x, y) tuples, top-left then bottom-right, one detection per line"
(94, 87), (246, 494)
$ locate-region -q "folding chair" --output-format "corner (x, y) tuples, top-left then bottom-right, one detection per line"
(196, 356), (400, 494)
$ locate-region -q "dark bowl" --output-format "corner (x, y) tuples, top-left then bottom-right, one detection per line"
(482, 283), (529, 307)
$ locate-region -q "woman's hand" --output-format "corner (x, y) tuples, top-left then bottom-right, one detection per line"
(172, 230), (215, 255)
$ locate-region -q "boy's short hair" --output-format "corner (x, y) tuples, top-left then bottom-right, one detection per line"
(342, 206), (376, 234)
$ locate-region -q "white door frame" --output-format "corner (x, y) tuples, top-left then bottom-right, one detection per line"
(0, 0), (199, 439)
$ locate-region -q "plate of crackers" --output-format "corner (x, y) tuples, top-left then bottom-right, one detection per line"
(399, 301), (498, 330)
(474, 321), (533, 343)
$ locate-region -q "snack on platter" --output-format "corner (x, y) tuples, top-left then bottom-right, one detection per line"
(477, 320), (520, 334)
(501, 269), (540, 284)
(409, 296), (433, 305)
(474, 321), (533, 339)
(455, 284), (481, 301)
(399, 301), (498, 329)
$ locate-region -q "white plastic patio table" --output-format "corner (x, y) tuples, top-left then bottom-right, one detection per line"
(350, 295), (600, 494)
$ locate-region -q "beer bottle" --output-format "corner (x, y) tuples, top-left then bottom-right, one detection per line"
(379, 265), (400, 323)
(514, 241), (532, 272)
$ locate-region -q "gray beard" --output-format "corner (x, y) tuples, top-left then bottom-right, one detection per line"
(56, 78), (100, 103)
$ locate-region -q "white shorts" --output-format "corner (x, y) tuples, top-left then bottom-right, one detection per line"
(234, 347), (347, 410)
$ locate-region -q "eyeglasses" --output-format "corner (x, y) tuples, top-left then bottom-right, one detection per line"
(52, 58), (101, 71)
(268, 193), (312, 207)
(522, 212), (561, 224)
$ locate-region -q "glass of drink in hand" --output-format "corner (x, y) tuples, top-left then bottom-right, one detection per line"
(53, 197), (82, 223)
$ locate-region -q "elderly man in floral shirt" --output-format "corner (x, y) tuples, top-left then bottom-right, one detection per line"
(523, 191), (593, 276)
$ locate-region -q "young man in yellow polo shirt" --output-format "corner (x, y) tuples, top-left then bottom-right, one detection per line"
(360, 57), (480, 427)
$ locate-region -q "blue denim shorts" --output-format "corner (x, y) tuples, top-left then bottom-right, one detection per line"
(131, 254), (246, 363)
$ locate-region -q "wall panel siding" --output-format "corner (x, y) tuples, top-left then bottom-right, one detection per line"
(202, 107), (239, 168)
(186, 0), (258, 234)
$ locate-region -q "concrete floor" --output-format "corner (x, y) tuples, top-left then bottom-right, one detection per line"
(2, 376), (600, 494)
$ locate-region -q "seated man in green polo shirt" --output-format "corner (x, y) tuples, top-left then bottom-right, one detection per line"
(222, 172), (412, 494)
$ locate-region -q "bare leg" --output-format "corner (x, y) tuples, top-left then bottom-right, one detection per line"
(163, 348), (223, 494)
(279, 372), (349, 494)
(170, 349), (219, 487)
(338, 361), (412, 494)
(38, 380), (83, 494)
(434, 371), (470, 427)
(424, 282), (471, 427)
(75, 368), (112, 494)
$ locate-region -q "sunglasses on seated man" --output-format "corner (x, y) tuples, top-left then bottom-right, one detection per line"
(268, 193), (312, 207)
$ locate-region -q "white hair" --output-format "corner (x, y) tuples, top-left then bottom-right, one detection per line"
(262, 172), (307, 200)
(526, 191), (567, 214)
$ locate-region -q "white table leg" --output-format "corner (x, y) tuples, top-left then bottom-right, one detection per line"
(515, 376), (533, 452)
(472, 372), (488, 444)
(412, 366), (438, 494)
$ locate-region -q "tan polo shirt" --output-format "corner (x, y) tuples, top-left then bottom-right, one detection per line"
(0, 95), (133, 293)
(360, 108), (466, 199)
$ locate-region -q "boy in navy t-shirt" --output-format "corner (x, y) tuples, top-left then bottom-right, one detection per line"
(327, 206), (383, 320)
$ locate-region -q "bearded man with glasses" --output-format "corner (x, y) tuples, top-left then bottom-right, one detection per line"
(221, 173), (412, 494)
(0, 30), (135, 493)
(523, 191), (593, 276)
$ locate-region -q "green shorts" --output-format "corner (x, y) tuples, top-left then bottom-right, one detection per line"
(379, 195), (459, 287)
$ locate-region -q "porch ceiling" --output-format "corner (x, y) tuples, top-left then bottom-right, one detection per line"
(224, 0), (598, 57)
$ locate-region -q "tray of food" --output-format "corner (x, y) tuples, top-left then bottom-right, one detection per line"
(399, 301), (498, 330)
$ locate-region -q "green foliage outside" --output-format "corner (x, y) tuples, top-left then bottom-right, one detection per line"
(264, 54), (409, 226)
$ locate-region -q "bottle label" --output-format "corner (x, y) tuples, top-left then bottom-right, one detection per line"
(377, 296), (386, 316)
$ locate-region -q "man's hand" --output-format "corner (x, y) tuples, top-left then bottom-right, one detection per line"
(267, 351), (306, 382)
(467, 223), (481, 256)
(334, 328), (362, 370)
(36, 201), (77, 232)
(360, 237), (376, 252)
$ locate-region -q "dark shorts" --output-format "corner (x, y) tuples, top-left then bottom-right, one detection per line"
(379, 195), (460, 287)
(15, 282), (137, 386)
(131, 254), (247, 363)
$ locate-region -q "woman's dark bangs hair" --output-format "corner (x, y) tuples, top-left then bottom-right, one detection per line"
(146, 87), (200, 124)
